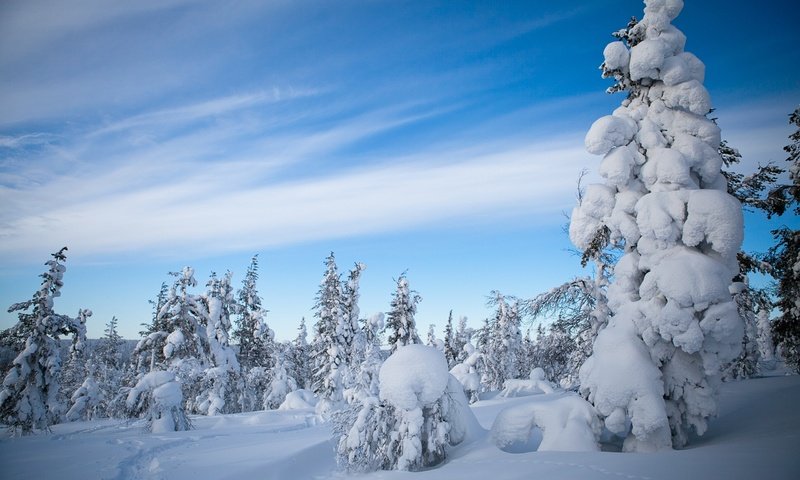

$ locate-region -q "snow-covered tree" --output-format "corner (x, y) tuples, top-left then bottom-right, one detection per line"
(335, 345), (478, 472)
(0, 248), (90, 434)
(572, 1), (744, 450)
(196, 271), (242, 415)
(311, 253), (347, 416)
(126, 371), (190, 432)
(129, 267), (214, 417)
(341, 262), (366, 377)
(66, 360), (104, 422)
(770, 107), (800, 374)
(95, 317), (126, 418)
(263, 353), (298, 410)
(234, 255), (275, 373)
(352, 315), (385, 401)
(527, 324), (575, 385)
(449, 340), (484, 404)
(442, 311), (458, 368)
(481, 292), (522, 391)
(286, 317), (311, 390)
(454, 316), (471, 363)
(385, 273), (421, 353)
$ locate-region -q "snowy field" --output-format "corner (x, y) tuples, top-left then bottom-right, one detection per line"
(2, 374), (797, 480)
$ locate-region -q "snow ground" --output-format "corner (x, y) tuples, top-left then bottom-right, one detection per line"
(1, 375), (798, 480)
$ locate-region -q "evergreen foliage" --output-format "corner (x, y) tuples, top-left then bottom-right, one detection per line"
(0, 248), (90, 434)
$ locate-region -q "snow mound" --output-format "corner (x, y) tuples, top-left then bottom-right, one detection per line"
(380, 344), (450, 410)
(279, 389), (318, 410)
(500, 368), (556, 397)
(490, 392), (600, 452)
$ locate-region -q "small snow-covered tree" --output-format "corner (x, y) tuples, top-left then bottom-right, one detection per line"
(311, 253), (347, 416)
(449, 340), (484, 404)
(335, 345), (477, 472)
(263, 353), (298, 410)
(385, 273), (421, 353)
(528, 324), (575, 385)
(572, 1), (744, 450)
(66, 360), (104, 422)
(443, 310), (458, 368)
(0, 248), (90, 434)
(126, 371), (190, 432)
(454, 316), (471, 363)
(287, 317), (311, 390)
(95, 317), (126, 418)
(482, 292), (522, 390)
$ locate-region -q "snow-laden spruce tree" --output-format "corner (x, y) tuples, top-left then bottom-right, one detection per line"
(126, 370), (190, 432)
(341, 262), (366, 391)
(770, 107), (800, 373)
(571, 0), (744, 450)
(263, 353), (298, 410)
(196, 271), (242, 415)
(94, 316), (126, 417)
(443, 311), (458, 368)
(335, 344), (478, 472)
(66, 360), (104, 422)
(385, 273), (422, 352)
(483, 292), (522, 390)
(235, 255), (275, 373)
(311, 253), (348, 417)
(129, 267), (213, 419)
(287, 317), (311, 389)
(0, 248), (90, 434)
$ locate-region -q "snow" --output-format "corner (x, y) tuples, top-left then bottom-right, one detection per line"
(279, 389), (318, 410)
(490, 391), (600, 452)
(585, 114), (637, 155)
(379, 344), (449, 410)
(500, 368), (556, 397)
(2, 374), (798, 479)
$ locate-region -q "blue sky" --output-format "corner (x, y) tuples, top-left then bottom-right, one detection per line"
(1, 0), (798, 341)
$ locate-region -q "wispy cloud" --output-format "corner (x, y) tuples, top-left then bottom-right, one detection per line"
(0, 135), (586, 263)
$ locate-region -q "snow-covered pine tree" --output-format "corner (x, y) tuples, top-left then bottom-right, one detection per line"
(443, 310), (457, 368)
(263, 353), (298, 410)
(131, 267), (213, 415)
(95, 316), (126, 417)
(196, 271), (242, 415)
(341, 262), (366, 391)
(528, 324), (575, 384)
(454, 316), (470, 363)
(385, 273), (421, 353)
(426, 324), (438, 348)
(311, 253), (347, 416)
(284, 317), (310, 390)
(0, 248), (90, 434)
(59, 308), (92, 409)
(770, 107), (800, 374)
(234, 255), (275, 372)
(66, 359), (104, 421)
(572, 0), (745, 450)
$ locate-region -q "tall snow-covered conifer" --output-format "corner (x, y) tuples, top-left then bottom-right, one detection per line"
(0, 248), (90, 434)
(571, 0), (744, 450)
(311, 253), (347, 416)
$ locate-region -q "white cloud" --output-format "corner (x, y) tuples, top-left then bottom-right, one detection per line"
(0, 130), (586, 263)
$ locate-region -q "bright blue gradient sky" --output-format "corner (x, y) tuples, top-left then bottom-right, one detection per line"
(1, 0), (798, 341)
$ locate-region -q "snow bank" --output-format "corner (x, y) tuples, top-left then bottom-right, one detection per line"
(490, 392), (600, 452)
